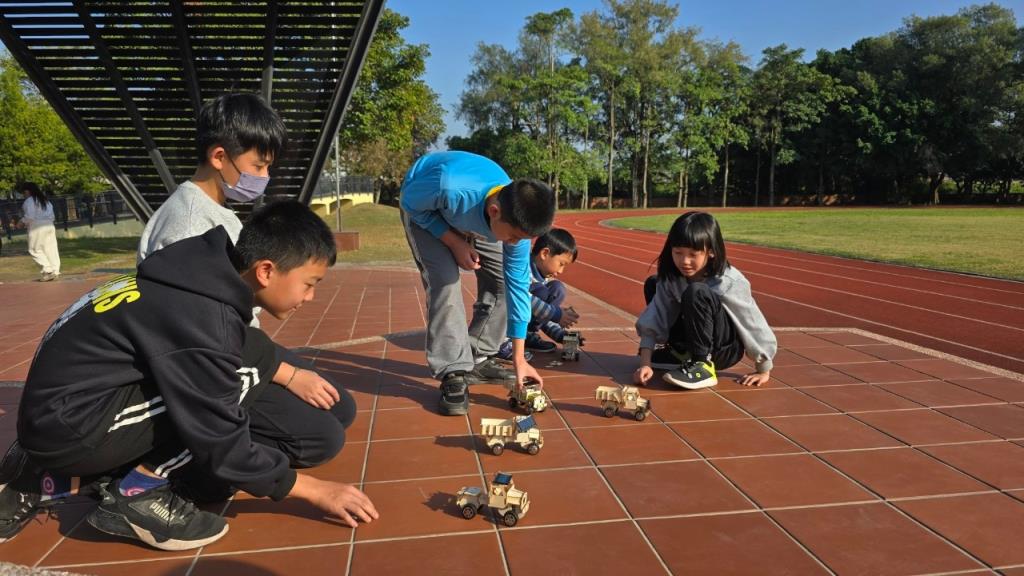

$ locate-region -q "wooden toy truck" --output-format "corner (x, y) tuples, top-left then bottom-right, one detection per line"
(595, 384), (651, 421)
(561, 330), (583, 361)
(455, 472), (531, 527)
(506, 381), (548, 414)
(480, 415), (544, 455)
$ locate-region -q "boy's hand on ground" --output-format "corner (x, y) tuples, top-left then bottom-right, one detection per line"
(634, 365), (654, 386)
(288, 369), (340, 409)
(739, 371), (770, 387)
(515, 361), (544, 390)
(559, 306), (580, 327)
(294, 475), (379, 528)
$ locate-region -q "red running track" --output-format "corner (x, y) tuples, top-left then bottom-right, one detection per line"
(556, 209), (1024, 375)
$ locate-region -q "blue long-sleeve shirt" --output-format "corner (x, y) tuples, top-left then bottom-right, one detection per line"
(400, 151), (532, 339)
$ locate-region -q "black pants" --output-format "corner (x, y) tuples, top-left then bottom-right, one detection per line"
(43, 327), (356, 484)
(644, 275), (744, 369)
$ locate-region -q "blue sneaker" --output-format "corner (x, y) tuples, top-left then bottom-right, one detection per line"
(495, 340), (533, 362)
(525, 333), (557, 353)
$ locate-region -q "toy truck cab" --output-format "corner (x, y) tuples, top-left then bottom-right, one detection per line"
(455, 472), (531, 527)
(561, 330), (583, 361)
(507, 381), (548, 413)
(595, 384), (651, 421)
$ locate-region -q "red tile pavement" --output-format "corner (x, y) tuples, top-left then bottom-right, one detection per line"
(1, 265), (1022, 575)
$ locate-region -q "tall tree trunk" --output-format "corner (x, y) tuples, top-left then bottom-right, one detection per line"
(607, 89), (615, 210)
(816, 163), (824, 206)
(754, 148), (761, 207)
(683, 168), (689, 208)
(583, 122), (590, 210)
(676, 169), (684, 207)
(929, 172), (944, 205)
(642, 129), (650, 209)
(630, 160), (638, 209)
(769, 136), (777, 207)
(721, 143), (730, 208)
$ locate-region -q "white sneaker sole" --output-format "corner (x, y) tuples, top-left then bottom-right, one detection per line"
(662, 372), (717, 390)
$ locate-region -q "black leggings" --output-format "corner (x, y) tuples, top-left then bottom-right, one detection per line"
(644, 276), (744, 369)
(43, 327), (357, 482)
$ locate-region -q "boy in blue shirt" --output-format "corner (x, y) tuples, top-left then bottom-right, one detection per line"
(400, 151), (555, 416)
(496, 228), (581, 357)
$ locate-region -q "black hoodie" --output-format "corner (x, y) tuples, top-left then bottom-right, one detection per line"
(18, 227), (296, 501)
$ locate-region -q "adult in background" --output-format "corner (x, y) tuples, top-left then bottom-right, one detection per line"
(20, 182), (60, 281)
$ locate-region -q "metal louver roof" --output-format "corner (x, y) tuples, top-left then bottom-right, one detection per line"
(0, 0), (383, 221)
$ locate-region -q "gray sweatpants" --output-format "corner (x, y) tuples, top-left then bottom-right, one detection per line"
(401, 210), (507, 380)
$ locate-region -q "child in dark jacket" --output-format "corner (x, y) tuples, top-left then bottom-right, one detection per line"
(0, 202), (377, 551)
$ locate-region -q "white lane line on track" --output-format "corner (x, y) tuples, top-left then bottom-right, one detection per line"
(567, 228), (1024, 313)
(568, 216), (1024, 296)
(571, 236), (1024, 333)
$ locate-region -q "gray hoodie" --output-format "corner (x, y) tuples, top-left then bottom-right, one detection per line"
(636, 266), (777, 373)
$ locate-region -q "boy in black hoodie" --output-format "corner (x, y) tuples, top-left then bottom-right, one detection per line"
(0, 201), (378, 550)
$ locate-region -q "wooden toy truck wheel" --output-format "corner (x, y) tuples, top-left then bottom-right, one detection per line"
(527, 442), (540, 455)
(461, 504), (477, 519)
(508, 397), (519, 409)
(491, 443), (505, 456)
(634, 409), (647, 421)
(603, 405), (617, 418)
(503, 511), (519, 527)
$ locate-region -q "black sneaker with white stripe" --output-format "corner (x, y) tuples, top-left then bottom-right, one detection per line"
(0, 441), (45, 544)
(87, 478), (228, 550)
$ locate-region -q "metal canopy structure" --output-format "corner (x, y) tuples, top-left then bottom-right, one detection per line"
(0, 0), (383, 221)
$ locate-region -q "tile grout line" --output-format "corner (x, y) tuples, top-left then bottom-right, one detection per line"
(31, 507), (92, 569)
(305, 283), (343, 348)
(707, 378), (998, 572)
(343, 335), (387, 576)
(652, 387), (839, 576)
(716, 365), (1002, 572)
(461, 386), (512, 576)
(543, 378), (674, 576)
(346, 286), (368, 342)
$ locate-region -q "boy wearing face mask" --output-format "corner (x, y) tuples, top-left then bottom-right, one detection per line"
(138, 93), (281, 261)
(136, 93), (357, 503)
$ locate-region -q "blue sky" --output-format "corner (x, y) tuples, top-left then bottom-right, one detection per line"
(384, 0), (1023, 145)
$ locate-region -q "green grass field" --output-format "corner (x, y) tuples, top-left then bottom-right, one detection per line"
(320, 203), (412, 264)
(608, 207), (1024, 281)
(0, 203), (413, 283)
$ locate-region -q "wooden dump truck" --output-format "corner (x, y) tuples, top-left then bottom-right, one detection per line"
(506, 381), (548, 414)
(480, 415), (544, 455)
(455, 472), (531, 527)
(595, 384), (650, 421)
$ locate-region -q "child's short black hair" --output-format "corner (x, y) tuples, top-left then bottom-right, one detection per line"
(656, 211), (729, 281)
(497, 179), (556, 237)
(196, 93), (288, 164)
(234, 201), (336, 272)
(532, 228), (578, 261)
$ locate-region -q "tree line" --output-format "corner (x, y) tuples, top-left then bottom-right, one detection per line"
(447, 1), (1024, 207)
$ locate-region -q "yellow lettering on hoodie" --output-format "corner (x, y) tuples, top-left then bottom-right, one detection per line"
(93, 289), (141, 313)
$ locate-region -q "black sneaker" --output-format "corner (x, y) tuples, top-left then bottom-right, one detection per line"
(466, 357), (516, 385)
(87, 479), (228, 551)
(663, 359), (718, 390)
(0, 441), (45, 544)
(525, 333), (557, 353)
(439, 371), (470, 416)
(649, 346), (691, 370)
